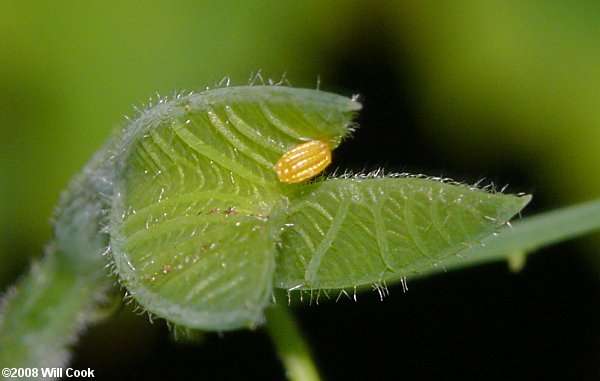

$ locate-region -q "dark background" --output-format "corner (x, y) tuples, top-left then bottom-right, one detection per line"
(2, 2), (598, 379)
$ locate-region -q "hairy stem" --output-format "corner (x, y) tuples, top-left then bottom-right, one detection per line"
(0, 246), (111, 370)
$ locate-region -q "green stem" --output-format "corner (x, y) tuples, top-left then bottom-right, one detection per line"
(0, 247), (111, 369)
(0, 139), (116, 369)
(425, 198), (600, 276)
(264, 304), (321, 381)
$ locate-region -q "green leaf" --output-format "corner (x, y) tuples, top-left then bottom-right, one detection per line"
(426, 198), (600, 277)
(274, 177), (531, 290)
(108, 85), (531, 329)
(109, 86), (360, 330)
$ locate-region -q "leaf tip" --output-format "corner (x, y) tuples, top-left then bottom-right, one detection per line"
(519, 193), (533, 206)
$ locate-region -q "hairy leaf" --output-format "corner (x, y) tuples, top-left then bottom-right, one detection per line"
(274, 177), (531, 290)
(105, 85), (528, 329)
(109, 86), (359, 329)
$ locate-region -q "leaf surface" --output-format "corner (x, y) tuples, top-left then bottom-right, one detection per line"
(109, 86), (359, 329)
(274, 177), (531, 290)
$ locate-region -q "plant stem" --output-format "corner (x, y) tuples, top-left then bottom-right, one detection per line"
(425, 198), (600, 276)
(264, 304), (321, 381)
(0, 246), (111, 369)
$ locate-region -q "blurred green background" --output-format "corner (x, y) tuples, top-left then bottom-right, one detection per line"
(1, 1), (598, 379)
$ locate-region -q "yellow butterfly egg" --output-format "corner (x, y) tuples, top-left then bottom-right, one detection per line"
(275, 140), (332, 184)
